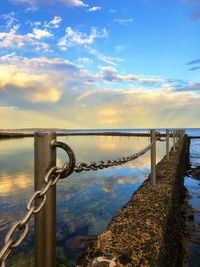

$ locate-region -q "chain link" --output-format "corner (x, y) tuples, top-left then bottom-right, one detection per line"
(74, 138), (157, 173)
(0, 140), (75, 267)
(0, 136), (157, 266)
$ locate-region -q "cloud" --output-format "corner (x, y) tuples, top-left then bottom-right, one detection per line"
(0, 54), (80, 104)
(78, 57), (92, 63)
(187, 58), (200, 71)
(187, 58), (200, 65)
(58, 0), (88, 7)
(1, 62), (200, 128)
(11, 0), (88, 7)
(97, 66), (165, 84)
(27, 28), (53, 39)
(66, 26), (107, 45)
(58, 27), (107, 50)
(114, 18), (133, 26)
(74, 86), (200, 128)
(0, 65), (62, 103)
(98, 55), (122, 66)
(171, 82), (200, 92)
(189, 66), (200, 71)
(1, 12), (19, 29)
(87, 6), (101, 12)
(44, 16), (62, 28)
(0, 26), (50, 51)
(88, 48), (123, 66)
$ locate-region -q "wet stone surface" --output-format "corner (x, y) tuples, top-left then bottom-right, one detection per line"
(77, 139), (189, 266)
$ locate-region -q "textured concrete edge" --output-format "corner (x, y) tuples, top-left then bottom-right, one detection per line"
(77, 136), (189, 267)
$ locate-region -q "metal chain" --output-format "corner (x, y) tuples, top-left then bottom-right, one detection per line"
(74, 137), (157, 173)
(0, 136), (157, 266)
(0, 140), (75, 267)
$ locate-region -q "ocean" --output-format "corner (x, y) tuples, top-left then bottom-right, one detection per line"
(0, 128), (199, 265)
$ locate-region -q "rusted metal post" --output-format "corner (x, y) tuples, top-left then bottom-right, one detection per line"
(34, 132), (56, 267)
(166, 129), (170, 161)
(173, 130), (176, 152)
(150, 129), (156, 186)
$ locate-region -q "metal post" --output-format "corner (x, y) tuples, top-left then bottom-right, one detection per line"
(166, 129), (169, 161)
(34, 132), (56, 267)
(176, 130), (179, 148)
(150, 129), (156, 186)
(173, 130), (176, 152)
(178, 129), (181, 147)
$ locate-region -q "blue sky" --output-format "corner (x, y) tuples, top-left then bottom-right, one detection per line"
(0, 0), (200, 128)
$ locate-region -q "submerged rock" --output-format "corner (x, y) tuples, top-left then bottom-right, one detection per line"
(190, 166), (200, 179)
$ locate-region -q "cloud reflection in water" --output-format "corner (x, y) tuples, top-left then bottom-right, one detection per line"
(0, 135), (168, 262)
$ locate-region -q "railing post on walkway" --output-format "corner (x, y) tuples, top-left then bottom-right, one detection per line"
(150, 129), (156, 186)
(173, 130), (176, 152)
(34, 132), (56, 267)
(166, 129), (170, 161)
(176, 130), (179, 148)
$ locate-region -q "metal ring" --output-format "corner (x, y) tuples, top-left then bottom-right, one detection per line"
(51, 140), (76, 178)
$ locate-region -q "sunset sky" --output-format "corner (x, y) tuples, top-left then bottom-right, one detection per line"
(0, 0), (199, 129)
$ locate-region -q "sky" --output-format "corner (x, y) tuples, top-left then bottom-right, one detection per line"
(0, 0), (199, 129)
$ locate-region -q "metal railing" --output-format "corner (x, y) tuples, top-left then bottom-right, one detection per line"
(0, 129), (185, 267)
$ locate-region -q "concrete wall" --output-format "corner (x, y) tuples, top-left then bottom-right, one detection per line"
(77, 136), (189, 267)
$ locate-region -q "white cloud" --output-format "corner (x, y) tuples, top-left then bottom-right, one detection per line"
(98, 55), (121, 66)
(58, 0), (88, 7)
(78, 57), (92, 63)
(1, 12), (19, 29)
(27, 28), (53, 39)
(12, 0), (88, 7)
(44, 16), (62, 28)
(114, 18), (133, 25)
(88, 48), (123, 66)
(87, 6), (101, 12)
(57, 27), (107, 50)
(0, 27), (50, 51)
(65, 26), (107, 45)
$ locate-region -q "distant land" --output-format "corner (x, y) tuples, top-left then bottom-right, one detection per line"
(0, 128), (67, 131)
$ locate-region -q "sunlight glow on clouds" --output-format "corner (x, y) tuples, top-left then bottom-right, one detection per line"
(0, 54), (80, 103)
(0, 0), (199, 128)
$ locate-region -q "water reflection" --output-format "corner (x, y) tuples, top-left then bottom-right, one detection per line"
(0, 135), (168, 263)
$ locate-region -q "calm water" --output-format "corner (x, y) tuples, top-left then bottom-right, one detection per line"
(0, 129), (197, 265)
(184, 129), (200, 266)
